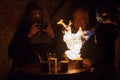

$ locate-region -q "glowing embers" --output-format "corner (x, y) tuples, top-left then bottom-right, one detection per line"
(57, 19), (91, 60)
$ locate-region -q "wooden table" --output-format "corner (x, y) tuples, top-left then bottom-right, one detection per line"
(9, 62), (90, 80)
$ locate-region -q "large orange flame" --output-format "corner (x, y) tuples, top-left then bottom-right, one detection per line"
(57, 19), (89, 60)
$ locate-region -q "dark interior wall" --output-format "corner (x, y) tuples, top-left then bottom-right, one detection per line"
(0, 0), (119, 80)
(0, 0), (28, 80)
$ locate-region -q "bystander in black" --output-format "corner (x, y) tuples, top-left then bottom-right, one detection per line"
(81, 5), (119, 80)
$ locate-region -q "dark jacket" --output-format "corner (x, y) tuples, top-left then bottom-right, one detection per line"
(81, 23), (119, 67)
(8, 22), (54, 70)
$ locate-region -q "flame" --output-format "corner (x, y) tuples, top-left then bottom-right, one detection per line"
(57, 19), (90, 60)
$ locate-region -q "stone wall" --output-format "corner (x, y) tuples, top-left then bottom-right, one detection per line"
(0, 0), (119, 80)
(0, 0), (28, 79)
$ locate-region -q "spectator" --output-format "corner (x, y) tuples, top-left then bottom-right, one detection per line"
(81, 5), (119, 80)
(8, 1), (55, 72)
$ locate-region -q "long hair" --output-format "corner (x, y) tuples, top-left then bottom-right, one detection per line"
(16, 1), (43, 33)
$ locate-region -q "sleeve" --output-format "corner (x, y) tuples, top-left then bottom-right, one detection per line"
(81, 35), (95, 58)
(8, 26), (31, 59)
(80, 35), (98, 66)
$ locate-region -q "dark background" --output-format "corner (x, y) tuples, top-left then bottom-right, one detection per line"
(0, 0), (119, 80)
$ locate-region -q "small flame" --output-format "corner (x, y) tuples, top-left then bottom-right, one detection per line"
(57, 19), (91, 60)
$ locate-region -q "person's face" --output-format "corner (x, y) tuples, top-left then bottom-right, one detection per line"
(30, 9), (43, 23)
(96, 12), (110, 23)
(72, 10), (88, 30)
(96, 14), (102, 23)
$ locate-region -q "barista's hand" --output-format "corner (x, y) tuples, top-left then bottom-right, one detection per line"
(43, 23), (55, 38)
(27, 23), (40, 38)
(83, 58), (95, 72)
(83, 58), (92, 67)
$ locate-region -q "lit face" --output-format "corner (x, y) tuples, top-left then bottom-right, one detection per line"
(72, 10), (89, 30)
(96, 12), (110, 23)
(30, 9), (43, 23)
(96, 14), (102, 22)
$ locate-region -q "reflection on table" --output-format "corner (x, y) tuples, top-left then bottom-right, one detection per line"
(8, 62), (90, 80)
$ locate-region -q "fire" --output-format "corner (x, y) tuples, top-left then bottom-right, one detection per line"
(57, 19), (91, 60)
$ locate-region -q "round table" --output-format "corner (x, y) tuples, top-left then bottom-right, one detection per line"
(9, 62), (90, 80)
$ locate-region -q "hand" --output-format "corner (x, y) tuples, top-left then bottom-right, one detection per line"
(83, 58), (92, 67)
(27, 23), (40, 38)
(43, 23), (55, 38)
(90, 67), (95, 72)
(83, 58), (95, 72)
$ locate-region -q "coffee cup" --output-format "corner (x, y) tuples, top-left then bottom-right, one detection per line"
(60, 60), (69, 72)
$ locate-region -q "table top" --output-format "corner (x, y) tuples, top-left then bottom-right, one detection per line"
(17, 62), (90, 75)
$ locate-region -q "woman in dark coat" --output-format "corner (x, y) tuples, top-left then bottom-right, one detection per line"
(8, 1), (55, 72)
